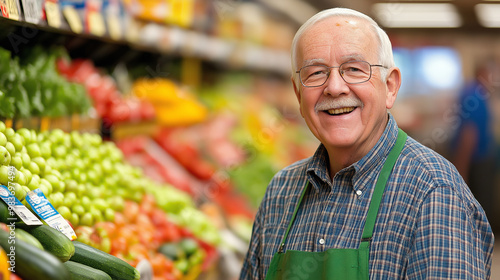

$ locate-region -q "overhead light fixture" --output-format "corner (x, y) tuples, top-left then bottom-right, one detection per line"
(372, 3), (462, 28)
(475, 4), (500, 27)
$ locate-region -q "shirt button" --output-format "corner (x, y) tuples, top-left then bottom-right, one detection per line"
(319, 238), (325, 245)
(356, 190), (362, 196)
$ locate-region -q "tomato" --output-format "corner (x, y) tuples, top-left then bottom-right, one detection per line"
(110, 236), (128, 255)
(113, 212), (127, 228)
(123, 201), (140, 223)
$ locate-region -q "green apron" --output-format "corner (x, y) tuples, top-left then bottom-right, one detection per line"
(265, 129), (407, 280)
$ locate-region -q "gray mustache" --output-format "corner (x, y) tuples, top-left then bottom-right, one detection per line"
(314, 97), (364, 113)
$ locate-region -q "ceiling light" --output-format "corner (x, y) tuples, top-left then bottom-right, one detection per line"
(475, 4), (500, 27)
(372, 3), (462, 28)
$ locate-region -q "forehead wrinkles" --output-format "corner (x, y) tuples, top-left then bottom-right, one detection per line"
(297, 17), (378, 66)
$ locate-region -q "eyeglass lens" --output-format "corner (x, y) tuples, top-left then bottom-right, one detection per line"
(300, 61), (372, 87)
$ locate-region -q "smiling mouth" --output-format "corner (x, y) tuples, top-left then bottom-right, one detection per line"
(326, 106), (356, 116)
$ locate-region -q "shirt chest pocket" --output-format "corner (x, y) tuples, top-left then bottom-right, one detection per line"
(261, 223), (286, 268)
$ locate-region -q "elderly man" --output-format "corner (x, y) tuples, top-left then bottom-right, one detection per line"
(240, 7), (494, 280)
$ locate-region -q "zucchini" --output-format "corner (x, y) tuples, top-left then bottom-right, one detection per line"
(25, 224), (75, 262)
(71, 241), (140, 280)
(0, 200), (18, 224)
(0, 229), (70, 280)
(64, 260), (112, 280)
(14, 228), (43, 250)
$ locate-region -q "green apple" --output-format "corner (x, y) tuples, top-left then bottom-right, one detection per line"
(10, 134), (25, 152)
(44, 174), (61, 192)
(27, 174), (40, 190)
(48, 169), (62, 179)
(38, 184), (49, 196)
(28, 161), (40, 175)
(71, 204), (85, 216)
(12, 183), (26, 201)
(26, 143), (42, 158)
(90, 207), (103, 223)
(104, 208), (115, 222)
(108, 196), (125, 211)
(81, 196), (92, 211)
(43, 165), (52, 176)
(69, 213), (79, 227)
(70, 131), (83, 148)
(20, 168), (32, 185)
(86, 170), (98, 185)
(52, 146), (67, 158)
(48, 129), (65, 144)
(0, 165), (9, 185)
(21, 153), (31, 169)
(0, 122), (5, 133)
(94, 198), (108, 211)
(16, 171), (26, 186)
(4, 128), (15, 141)
(0, 146), (11, 166)
(16, 128), (32, 144)
(52, 192), (65, 207)
(5, 142), (15, 158)
(79, 212), (94, 226)
(76, 184), (86, 196)
(39, 142), (52, 159)
(45, 157), (56, 169)
(70, 168), (81, 181)
(10, 154), (22, 170)
(63, 192), (77, 207)
(39, 178), (53, 195)
(56, 206), (72, 220)
(65, 179), (79, 193)
(0, 132), (7, 147)
(30, 157), (47, 174)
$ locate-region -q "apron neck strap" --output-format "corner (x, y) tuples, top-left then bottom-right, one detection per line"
(361, 128), (407, 240)
(278, 129), (407, 253)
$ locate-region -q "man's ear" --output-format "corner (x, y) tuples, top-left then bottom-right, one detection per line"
(385, 67), (401, 109)
(292, 76), (304, 117)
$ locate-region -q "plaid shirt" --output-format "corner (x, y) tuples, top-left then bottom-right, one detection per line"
(240, 114), (494, 279)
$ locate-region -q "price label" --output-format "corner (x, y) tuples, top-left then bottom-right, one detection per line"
(20, 0), (41, 24)
(0, 184), (43, 226)
(107, 14), (121, 40)
(26, 189), (77, 240)
(63, 5), (82, 33)
(125, 18), (139, 43)
(45, 1), (61, 28)
(88, 11), (105, 36)
(6, 0), (20, 20)
(1, 0), (8, 17)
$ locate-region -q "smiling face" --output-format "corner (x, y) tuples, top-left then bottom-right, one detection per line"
(293, 16), (401, 173)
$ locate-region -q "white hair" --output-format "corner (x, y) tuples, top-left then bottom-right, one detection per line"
(291, 8), (394, 83)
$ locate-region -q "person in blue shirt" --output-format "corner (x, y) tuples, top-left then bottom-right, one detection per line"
(451, 61), (499, 233)
(240, 7), (494, 280)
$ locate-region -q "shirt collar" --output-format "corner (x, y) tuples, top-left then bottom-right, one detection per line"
(306, 113), (399, 193)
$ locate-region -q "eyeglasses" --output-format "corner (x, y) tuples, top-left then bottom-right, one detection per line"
(296, 60), (387, 87)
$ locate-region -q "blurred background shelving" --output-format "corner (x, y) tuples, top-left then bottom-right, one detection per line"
(0, 0), (499, 279)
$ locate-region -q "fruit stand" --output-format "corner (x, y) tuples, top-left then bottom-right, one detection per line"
(0, 1), (316, 279)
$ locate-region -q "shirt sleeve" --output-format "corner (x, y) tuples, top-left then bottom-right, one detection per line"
(239, 206), (263, 280)
(406, 186), (494, 279)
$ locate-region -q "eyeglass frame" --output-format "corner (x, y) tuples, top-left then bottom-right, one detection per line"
(295, 60), (388, 88)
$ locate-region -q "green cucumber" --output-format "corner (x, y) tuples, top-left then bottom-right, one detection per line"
(0, 229), (70, 280)
(25, 224), (75, 262)
(64, 260), (112, 280)
(71, 241), (140, 280)
(0, 200), (18, 224)
(14, 228), (43, 250)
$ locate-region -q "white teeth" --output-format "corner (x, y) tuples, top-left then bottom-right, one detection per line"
(327, 107), (355, 115)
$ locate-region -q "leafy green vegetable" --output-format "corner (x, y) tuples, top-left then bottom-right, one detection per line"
(0, 46), (92, 119)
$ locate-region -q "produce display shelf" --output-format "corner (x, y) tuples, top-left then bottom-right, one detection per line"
(0, 15), (291, 76)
